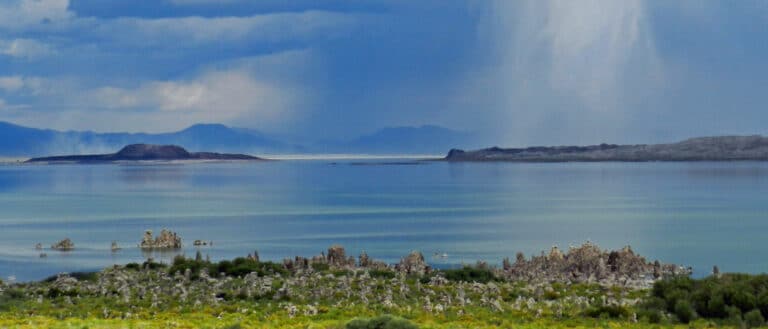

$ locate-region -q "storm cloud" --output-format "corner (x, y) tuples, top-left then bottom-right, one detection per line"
(0, 0), (766, 145)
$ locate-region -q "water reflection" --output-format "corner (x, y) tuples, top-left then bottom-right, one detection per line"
(0, 161), (767, 281)
(119, 164), (188, 186)
(140, 249), (185, 263)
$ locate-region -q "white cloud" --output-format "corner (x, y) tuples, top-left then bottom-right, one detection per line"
(0, 0), (357, 51)
(89, 68), (302, 130)
(0, 49), (314, 133)
(85, 11), (358, 49)
(0, 75), (47, 94)
(0, 38), (54, 59)
(0, 76), (25, 92)
(0, 0), (72, 30)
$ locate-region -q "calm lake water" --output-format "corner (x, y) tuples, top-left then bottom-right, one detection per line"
(0, 160), (767, 281)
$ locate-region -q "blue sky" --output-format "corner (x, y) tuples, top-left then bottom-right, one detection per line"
(0, 0), (766, 146)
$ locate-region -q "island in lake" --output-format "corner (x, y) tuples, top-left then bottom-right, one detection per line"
(446, 135), (768, 162)
(26, 144), (263, 163)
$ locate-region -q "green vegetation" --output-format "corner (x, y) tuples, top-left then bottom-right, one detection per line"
(440, 266), (497, 283)
(368, 269), (396, 279)
(4, 254), (768, 328)
(641, 273), (768, 327)
(168, 255), (287, 279)
(346, 316), (418, 329)
(584, 304), (632, 319)
(42, 271), (98, 282)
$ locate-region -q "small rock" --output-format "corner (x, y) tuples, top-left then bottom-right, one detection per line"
(396, 250), (429, 275)
(140, 229), (181, 249)
(51, 238), (74, 251)
(327, 245), (349, 267)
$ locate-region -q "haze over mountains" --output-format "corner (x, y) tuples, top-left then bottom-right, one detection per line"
(0, 121), (478, 157)
(315, 125), (480, 155)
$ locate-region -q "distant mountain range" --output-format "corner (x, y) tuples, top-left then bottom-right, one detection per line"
(0, 122), (292, 157)
(0, 121), (478, 157)
(316, 125), (480, 155)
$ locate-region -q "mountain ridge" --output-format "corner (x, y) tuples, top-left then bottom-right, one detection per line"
(320, 125), (480, 154)
(0, 121), (477, 156)
(0, 121), (296, 156)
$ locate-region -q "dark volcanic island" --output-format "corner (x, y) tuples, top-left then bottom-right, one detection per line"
(26, 144), (263, 163)
(446, 135), (768, 162)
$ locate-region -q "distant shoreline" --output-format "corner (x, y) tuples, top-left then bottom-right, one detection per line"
(444, 135), (768, 162)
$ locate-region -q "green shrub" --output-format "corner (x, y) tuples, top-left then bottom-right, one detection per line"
(42, 271), (98, 283)
(311, 263), (330, 271)
(346, 316), (418, 329)
(369, 270), (395, 279)
(732, 287), (758, 312)
(726, 305), (743, 323)
(674, 300), (695, 323)
(46, 287), (78, 298)
(143, 259), (167, 270)
(0, 294), (21, 311)
(584, 305), (631, 319)
(168, 255), (207, 279)
(758, 291), (768, 318)
(442, 266), (496, 283)
(4, 289), (24, 300)
(0, 287), (26, 311)
(168, 255), (286, 279)
(745, 309), (766, 328)
(645, 273), (768, 324)
(70, 271), (98, 282)
(543, 289), (560, 300)
(124, 263), (141, 270)
(638, 309), (664, 324)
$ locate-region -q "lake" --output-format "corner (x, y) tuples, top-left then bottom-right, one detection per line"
(0, 160), (767, 281)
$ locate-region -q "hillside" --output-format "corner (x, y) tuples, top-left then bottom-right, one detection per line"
(26, 144), (262, 163)
(446, 136), (768, 162)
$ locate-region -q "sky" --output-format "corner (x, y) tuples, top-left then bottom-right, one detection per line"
(0, 0), (767, 146)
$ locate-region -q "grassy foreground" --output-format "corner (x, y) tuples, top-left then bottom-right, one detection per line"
(0, 312), (743, 329)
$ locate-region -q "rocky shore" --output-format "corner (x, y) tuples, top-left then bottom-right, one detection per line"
(279, 243), (687, 288)
(4, 242), (686, 301)
(0, 242), (709, 328)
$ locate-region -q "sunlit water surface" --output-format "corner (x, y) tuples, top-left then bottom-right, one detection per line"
(1, 160), (767, 281)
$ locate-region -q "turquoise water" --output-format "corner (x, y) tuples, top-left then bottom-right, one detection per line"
(1, 160), (767, 281)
